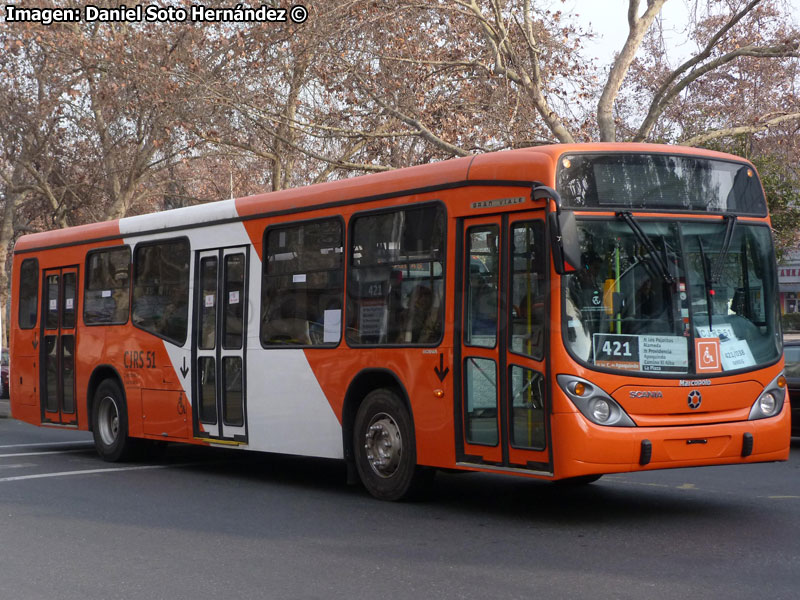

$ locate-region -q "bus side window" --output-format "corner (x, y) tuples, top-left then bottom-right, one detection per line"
(347, 204), (445, 346)
(132, 239), (190, 346)
(84, 246), (131, 325)
(261, 218), (343, 347)
(18, 258), (39, 329)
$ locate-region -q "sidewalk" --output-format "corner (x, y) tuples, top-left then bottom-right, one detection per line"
(0, 399), (10, 419)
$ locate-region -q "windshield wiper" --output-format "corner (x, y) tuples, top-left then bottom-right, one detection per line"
(697, 237), (714, 332)
(695, 216), (737, 335)
(616, 212), (675, 285)
(710, 215), (737, 284)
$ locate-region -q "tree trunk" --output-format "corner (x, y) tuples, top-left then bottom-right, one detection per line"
(597, 0), (667, 142)
(0, 188), (26, 348)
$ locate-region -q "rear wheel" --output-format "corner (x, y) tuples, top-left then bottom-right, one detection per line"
(92, 379), (135, 462)
(354, 388), (427, 501)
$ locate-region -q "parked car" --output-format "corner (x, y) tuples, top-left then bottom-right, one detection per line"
(0, 349), (8, 399)
(784, 340), (800, 436)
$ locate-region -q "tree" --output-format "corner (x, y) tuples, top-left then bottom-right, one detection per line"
(321, 0), (798, 158)
(623, 0), (799, 145)
(2, 0), (798, 266)
(756, 155), (800, 260)
(703, 136), (800, 259)
(0, 22), (83, 343)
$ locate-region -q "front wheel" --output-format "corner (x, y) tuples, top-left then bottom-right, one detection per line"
(92, 379), (135, 462)
(353, 388), (427, 501)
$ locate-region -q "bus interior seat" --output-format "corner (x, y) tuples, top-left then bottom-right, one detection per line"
(261, 318), (312, 345)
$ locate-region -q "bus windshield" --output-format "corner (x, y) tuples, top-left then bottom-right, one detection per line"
(563, 217), (780, 375)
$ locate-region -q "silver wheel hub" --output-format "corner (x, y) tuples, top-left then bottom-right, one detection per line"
(98, 395), (120, 446)
(364, 412), (402, 478)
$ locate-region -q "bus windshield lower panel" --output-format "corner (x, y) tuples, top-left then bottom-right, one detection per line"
(564, 218), (780, 376)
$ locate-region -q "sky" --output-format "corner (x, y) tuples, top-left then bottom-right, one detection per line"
(569, 0), (800, 68)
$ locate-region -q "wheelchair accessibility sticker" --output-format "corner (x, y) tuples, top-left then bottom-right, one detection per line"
(695, 338), (721, 373)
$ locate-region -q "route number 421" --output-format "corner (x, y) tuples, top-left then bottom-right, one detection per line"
(602, 340), (632, 357)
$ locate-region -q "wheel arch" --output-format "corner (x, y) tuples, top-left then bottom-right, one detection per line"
(86, 364), (125, 432)
(342, 368), (413, 465)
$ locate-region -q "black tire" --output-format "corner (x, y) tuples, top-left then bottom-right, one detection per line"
(353, 388), (427, 501)
(92, 379), (135, 462)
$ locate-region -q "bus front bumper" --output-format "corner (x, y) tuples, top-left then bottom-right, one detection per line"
(551, 407), (791, 479)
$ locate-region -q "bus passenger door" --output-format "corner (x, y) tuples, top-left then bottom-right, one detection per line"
(456, 212), (550, 473)
(40, 266), (79, 426)
(193, 247), (249, 443)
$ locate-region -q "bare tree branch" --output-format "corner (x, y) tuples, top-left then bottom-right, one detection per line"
(681, 112), (800, 146)
(458, 0), (576, 143)
(634, 0), (798, 141)
(350, 70), (471, 157)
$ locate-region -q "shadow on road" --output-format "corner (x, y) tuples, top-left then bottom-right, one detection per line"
(146, 442), (743, 527)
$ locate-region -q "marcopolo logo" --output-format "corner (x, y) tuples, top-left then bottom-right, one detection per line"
(687, 390), (702, 409)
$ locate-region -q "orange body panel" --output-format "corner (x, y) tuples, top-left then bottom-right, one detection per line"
(551, 406), (790, 477)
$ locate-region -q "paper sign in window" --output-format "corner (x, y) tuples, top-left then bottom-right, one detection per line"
(696, 324), (735, 341)
(65, 298), (74, 310)
(293, 274), (306, 283)
(323, 309), (341, 343)
(359, 304), (387, 337)
(205, 294), (215, 308)
(229, 290), (239, 305)
(720, 339), (756, 371)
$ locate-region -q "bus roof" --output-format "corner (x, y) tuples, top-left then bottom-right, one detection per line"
(14, 143), (748, 254)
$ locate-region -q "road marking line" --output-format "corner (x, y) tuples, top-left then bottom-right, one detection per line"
(0, 463), (195, 483)
(0, 441), (94, 449)
(0, 449), (94, 458)
(604, 478), (671, 488)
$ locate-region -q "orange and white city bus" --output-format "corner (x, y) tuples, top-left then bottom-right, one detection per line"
(9, 143), (791, 500)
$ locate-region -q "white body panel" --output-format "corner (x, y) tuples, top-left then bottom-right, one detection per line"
(122, 201), (344, 458)
(244, 350), (343, 458)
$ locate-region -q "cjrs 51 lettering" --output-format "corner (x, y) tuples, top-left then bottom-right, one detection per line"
(124, 351), (156, 369)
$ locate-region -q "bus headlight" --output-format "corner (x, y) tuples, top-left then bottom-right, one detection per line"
(759, 393), (776, 416)
(591, 399), (611, 423)
(749, 373), (785, 420)
(557, 374), (636, 427)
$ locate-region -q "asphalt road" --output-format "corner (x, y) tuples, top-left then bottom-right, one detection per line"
(0, 416), (798, 600)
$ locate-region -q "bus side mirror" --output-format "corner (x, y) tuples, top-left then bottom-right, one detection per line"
(548, 211), (581, 275)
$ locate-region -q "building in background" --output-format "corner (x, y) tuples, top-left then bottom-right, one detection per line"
(779, 249), (800, 313)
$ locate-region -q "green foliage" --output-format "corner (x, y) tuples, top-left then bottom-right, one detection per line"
(781, 312), (800, 332)
(755, 156), (800, 262)
(701, 138), (800, 261)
